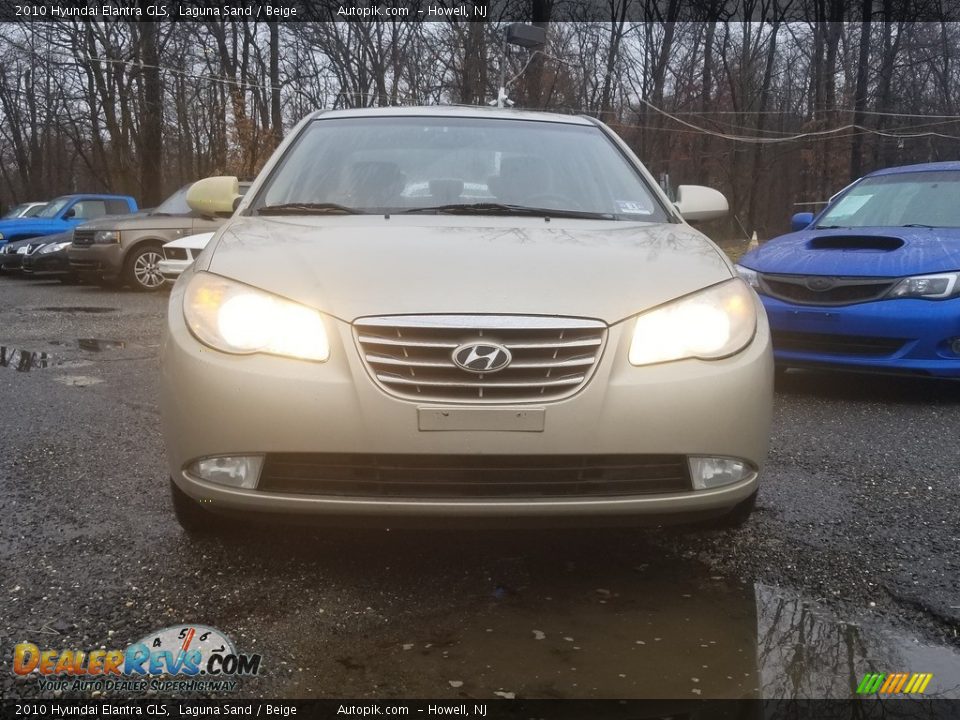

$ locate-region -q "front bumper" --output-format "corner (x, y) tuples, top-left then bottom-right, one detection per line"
(68, 243), (123, 277)
(22, 249), (71, 274)
(0, 251), (24, 271)
(161, 283), (773, 523)
(761, 294), (960, 377)
(159, 258), (191, 284)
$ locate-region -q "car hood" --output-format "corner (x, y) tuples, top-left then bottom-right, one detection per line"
(201, 216), (733, 324)
(164, 232), (214, 250)
(78, 213), (198, 232)
(741, 226), (960, 277)
(0, 218), (65, 234)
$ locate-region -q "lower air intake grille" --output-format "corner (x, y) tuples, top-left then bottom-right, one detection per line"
(354, 314), (607, 403)
(772, 330), (907, 357)
(258, 453), (692, 499)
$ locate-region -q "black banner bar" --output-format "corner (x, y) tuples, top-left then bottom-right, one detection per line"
(3, 699), (960, 720)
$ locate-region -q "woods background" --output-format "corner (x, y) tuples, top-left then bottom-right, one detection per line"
(2, 4), (960, 239)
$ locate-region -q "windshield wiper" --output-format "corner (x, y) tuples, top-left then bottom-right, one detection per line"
(815, 225), (848, 229)
(257, 202), (360, 216)
(901, 223), (937, 228)
(402, 202), (616, 221)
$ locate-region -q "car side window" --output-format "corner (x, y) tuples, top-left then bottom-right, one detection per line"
(105, 199), (130, 215)
(70, 201), (108, 220)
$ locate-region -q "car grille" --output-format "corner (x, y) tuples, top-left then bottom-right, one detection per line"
(72, 230), (95, 247)
(354, 314), (607, 403)
(759, 274), (895, 305)
(257, 453), (692, 499)
(163, 247), (190, 261)
(772, 330), (907, 357)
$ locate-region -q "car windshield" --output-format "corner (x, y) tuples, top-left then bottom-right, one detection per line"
(153, 186), (193, 215)
(4, 204), (32, 218)
(818, 170), (960, 228)
(254, 116), (668, 221)
(37, 197), (70, 218)
(21, 203), (45, 217)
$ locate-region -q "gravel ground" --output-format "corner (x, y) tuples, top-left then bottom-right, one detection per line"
(1, 277), (958, 700)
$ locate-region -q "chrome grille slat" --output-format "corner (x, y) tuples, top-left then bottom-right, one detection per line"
(376, 373), (586, 388)
(365, 354), (597, 370)
(355, 314), (607, 403)
(357, 335), (460, 349)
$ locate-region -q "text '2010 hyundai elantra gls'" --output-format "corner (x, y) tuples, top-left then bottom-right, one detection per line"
(160, 106), (773, 535)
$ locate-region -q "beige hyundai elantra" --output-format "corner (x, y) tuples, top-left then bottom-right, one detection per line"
(160, 106), (773, 534)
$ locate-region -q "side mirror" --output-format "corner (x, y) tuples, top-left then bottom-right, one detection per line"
(186, 176), (241, 217)
(63, 208), (76, 219)
(674, 185), (728, 223)
(791, 212), (815, 232)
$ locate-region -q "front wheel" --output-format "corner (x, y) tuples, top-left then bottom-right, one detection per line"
(125, 245), (165, 291)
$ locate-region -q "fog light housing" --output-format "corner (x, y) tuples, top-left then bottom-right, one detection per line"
(689, 457), (753, 490)
(188, 455), (263, 489)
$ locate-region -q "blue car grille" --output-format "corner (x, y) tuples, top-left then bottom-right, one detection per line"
(772, 331), (907, 357)
(760, 274), (895, 306)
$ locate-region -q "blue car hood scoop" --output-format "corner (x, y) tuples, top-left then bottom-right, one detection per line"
(807, 235), (904, 252)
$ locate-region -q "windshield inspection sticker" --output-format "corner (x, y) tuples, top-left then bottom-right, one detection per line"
(616, 200), (653, 215)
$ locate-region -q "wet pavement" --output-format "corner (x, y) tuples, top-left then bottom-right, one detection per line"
(1, 277), (959, 700)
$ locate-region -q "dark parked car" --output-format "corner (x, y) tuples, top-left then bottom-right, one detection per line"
(21, 232), (76, 281)
(0, 235), (63, 275)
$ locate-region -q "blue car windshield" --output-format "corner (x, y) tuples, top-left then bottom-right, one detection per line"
(37, 198), (71, 219)
(818, 171), (960, 228)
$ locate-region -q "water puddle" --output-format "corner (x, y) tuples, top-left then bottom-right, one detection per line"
(34, 306), (118, 314)
(278, 536), (960, 700)
(1, 339), (126, 373)
(77, 338), (126, 352)
(0, 346), (51, 372)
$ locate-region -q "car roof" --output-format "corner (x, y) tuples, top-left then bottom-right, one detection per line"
(866, 161), (960, 177)
(305, 105), (595, 126)
(55, 193), (134, 200)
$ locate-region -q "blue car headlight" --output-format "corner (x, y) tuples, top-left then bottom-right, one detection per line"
(887, 272), (960, 299)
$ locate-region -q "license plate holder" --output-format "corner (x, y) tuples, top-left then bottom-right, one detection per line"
(418, 407), (546, 432)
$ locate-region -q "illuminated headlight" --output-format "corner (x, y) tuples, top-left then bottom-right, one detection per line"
(40, 241), (72, 254)
(886, 272), (959, 299)
(734, 264), (760, 289)
(184, 272), (330, 362)
(628, 279), (757, 366)
(689, 457), (754, 490)
(94, 230), (120, 244)
(188, 455), (263, 489)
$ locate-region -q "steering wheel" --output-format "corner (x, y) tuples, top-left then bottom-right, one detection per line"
(524, 193), (583, 211)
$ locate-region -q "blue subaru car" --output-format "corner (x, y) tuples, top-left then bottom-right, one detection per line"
(737, 162), (960, 378)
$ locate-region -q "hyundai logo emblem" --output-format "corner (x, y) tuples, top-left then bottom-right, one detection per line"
(452, 342), (512, 373)
(805, 277), (837, 291)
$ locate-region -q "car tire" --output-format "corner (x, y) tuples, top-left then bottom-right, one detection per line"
(170, 479), (230, 536)
(125, 244), (166, 292)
